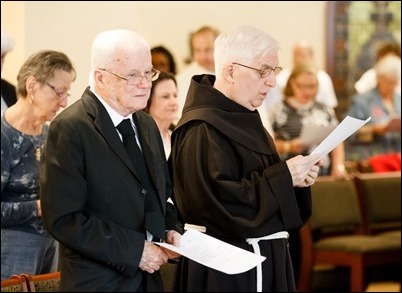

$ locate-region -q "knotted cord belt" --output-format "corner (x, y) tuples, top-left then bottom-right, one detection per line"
(246, 231), (290, 292)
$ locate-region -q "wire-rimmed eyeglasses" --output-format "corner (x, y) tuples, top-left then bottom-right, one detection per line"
(232, 62), (282, 78)
(99, 68), (161, 85)
(46, 82), (71, 100)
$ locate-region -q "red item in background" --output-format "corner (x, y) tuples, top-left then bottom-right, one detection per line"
(368, 153), (401, 172)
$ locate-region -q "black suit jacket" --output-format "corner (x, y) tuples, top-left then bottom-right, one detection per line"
(1, 78), (17, 107)
(40, 87), (182, 292)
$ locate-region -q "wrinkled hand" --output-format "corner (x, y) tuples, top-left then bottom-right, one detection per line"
(161, 230), (182, 259)
(286, 155), (321, 187)
(298, 164), (320, 187)
(139, 241), (168, 274)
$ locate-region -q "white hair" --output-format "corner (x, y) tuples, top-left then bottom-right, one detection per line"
(1, 29), (15, 54)
(89, 29), (150, 86)
(375, 54), (401, 78)
(214, 25), (279, 79)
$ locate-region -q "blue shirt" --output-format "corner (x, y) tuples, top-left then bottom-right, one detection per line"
(345, 88), (401, 160)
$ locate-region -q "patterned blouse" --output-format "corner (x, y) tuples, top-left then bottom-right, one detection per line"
(269, 99), (339, 174)
(1, 115), (50, 236)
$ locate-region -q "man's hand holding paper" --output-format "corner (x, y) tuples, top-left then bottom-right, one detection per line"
(160, 230), (182, 260)
(286, 154), (321, 187)
(154, 229), (266, 275)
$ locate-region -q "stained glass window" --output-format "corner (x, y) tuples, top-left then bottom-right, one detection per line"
(327, 1), (401, 118)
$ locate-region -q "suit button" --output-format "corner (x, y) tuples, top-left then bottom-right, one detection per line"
(141, 188), (147, 196)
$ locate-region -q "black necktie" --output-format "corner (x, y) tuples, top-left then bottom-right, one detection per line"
(117, 119), (150, 185)
(117, 119), (165, 239)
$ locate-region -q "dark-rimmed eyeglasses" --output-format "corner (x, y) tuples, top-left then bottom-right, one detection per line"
(99, 68), (160, 85)
(232, 62), (282, 78)
(46, 82), (71, 99)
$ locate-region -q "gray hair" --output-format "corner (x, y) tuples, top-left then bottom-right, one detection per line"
(89, 29), (150, 86)
(375, 54), (401, 79)
(17, 50), (76, 98)
(214, 25), (279, 79)
(1, 29), (15, 54)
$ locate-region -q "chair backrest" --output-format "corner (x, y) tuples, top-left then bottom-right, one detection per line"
(298, 175), (401, 292)
(354, 171), (401, 234)
(30, 272), (60, 292)
(310, 176), (363, 234)
(1, 272), (60, 292)
(1, 275), (28, 292)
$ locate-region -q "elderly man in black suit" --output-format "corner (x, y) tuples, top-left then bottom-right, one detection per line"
(40, 29), (182, 292)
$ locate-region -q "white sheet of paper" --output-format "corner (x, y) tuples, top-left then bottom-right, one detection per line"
(299, 124), (337, 146)
(309, 116), (371, 160)
(154, 229), (266, 275)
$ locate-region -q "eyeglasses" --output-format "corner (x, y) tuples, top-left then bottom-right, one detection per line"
(46, 82), (71, 99)
(232, 62), (282, 78)
(100, 68), (161, 86)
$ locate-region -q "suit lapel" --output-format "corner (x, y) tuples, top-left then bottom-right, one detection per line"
(81, 88), (143, 182)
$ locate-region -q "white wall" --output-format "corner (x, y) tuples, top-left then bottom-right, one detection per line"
(1, 1), (327, 107)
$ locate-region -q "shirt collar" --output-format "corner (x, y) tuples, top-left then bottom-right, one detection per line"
(89, 86), (131, 127)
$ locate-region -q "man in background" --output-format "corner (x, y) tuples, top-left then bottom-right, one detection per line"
(176, 25), (219, 122)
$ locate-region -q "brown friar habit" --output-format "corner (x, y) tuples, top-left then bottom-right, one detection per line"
(170, 74), (312, 292)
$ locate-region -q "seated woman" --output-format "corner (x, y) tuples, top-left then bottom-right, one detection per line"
(144, 71), (178, 160)
(269, 63), (345, 178)
(345, 54), (401, 165)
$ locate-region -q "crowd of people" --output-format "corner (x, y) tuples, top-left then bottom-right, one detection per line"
(1, 23), (400, 292)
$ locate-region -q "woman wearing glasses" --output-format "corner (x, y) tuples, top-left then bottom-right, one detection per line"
(1, 50), (76, 280)
(269, 63), (345, 179)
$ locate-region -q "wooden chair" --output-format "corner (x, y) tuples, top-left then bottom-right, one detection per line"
(297, 176), (401, 292)
(4, 272), (61, 292)
(353, 171), (401, 235)
(1, 275), (28, 292)
(28, 272), (60, 292)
